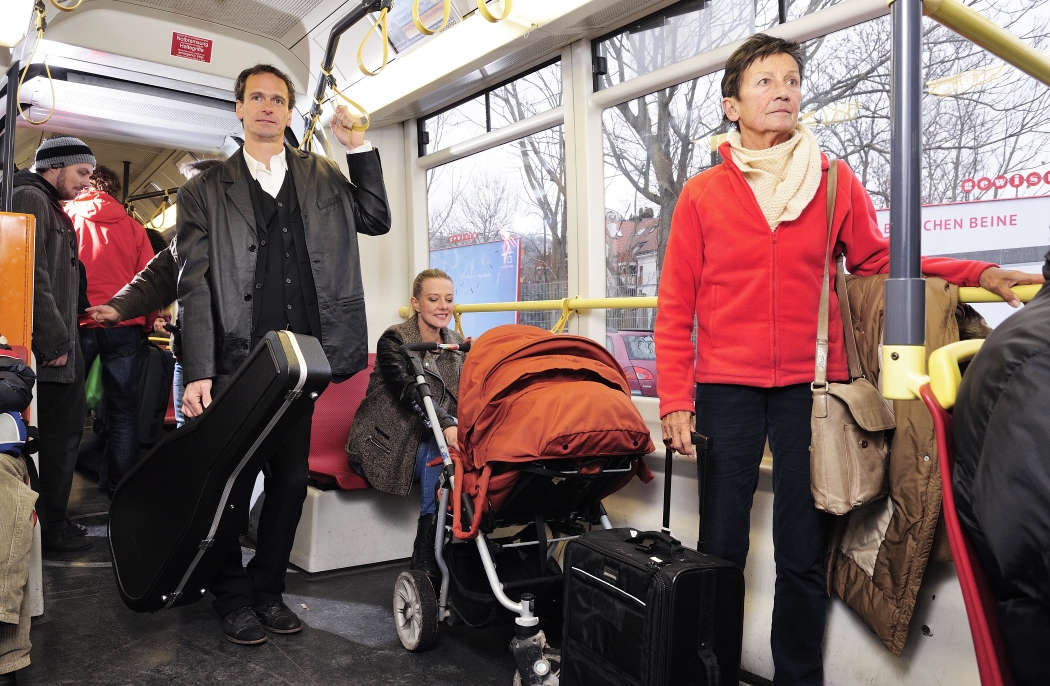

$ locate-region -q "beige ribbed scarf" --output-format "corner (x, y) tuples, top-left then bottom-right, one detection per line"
(727, 124), (822, 231)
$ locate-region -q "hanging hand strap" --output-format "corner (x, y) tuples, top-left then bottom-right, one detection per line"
(476, 0), (513, 23)
(413, 0), (452, 35)
(814, 157), (839, 388)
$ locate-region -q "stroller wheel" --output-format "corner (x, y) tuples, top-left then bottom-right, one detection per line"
(393, 569), (438, 652)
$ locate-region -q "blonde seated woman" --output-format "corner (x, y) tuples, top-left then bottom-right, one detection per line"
(347, 269), (464, 581)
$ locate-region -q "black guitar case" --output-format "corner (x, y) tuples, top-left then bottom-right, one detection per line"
(109, 331), (331, 612)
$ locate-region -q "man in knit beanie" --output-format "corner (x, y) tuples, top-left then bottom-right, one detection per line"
(11, 135), (95, 553)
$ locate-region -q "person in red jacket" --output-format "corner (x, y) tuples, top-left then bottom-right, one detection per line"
(67, 165), (155, 497)
(656, 34), (1043, 686)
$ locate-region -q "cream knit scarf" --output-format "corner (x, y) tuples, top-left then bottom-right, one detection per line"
(727, 124), (822, 231)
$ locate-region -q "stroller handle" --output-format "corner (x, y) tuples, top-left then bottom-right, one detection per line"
(399, 339), (472, 356)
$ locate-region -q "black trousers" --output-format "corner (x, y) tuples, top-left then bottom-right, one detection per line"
(209, 406), (313, 618)
(35, 352), (86, 533)
(695, 383), (831, 686)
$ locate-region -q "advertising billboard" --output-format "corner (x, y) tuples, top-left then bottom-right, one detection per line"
(874, 195), (1050, 266)
(429, 238), (521, 338)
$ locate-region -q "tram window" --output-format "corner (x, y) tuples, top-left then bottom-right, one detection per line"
(489, 62), (562, 130)
(592, 0), (861, 93)
(427, 125), (566, 335)
(592, 0), (749, 92)
(602, 69), (723, 340)
(801, 7), (1050, 208)
(419, 60), (562, 156)
(421, 95), (488, 154)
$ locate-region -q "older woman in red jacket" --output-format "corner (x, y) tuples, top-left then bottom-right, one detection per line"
(656, 34), (1041, 686)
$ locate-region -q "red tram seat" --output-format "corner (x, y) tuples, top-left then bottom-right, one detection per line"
(920, 341), (1014, 686)
(306, 353), (373, 490)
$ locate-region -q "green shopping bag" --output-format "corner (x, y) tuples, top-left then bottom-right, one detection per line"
(85, 356), (102, 411)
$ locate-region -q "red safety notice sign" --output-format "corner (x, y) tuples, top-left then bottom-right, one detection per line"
(171, 32), (213, 63)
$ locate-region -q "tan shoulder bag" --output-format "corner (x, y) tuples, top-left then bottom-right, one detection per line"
(810, 158), (896, 515)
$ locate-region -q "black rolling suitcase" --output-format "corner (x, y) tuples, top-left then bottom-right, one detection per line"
(109, 331), (330, 612)
(561, 432), (744, 686)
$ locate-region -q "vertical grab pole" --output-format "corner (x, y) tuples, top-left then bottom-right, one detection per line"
(2, 64), (18, 213)
(882, 0), (928, 400)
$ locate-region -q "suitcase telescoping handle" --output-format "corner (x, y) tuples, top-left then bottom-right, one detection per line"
(664, 431), (714, 552)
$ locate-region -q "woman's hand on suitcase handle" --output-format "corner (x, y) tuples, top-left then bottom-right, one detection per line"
(183, 378), (213, 418)
(662, 410), (696, 458)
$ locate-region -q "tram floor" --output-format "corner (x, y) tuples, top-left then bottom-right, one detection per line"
(24, 469), (530, 686)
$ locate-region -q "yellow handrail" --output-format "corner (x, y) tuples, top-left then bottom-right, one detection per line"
(395, 285), (1038, 336)
(926, 339), (984, 410)
(397, 296), (658, 319)
(923, 0), (1050, 88)
(957, 284), (1041, 303)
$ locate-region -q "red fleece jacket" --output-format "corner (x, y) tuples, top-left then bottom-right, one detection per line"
(67, 190), (155, 330)
(655, 146), (994, 417)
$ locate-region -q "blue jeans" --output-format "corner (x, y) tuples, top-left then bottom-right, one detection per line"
(172, 361), (186, 428)
(695, 383), (831, 686)
(413, 432), (442, 515)
(80, 327), (142, 494)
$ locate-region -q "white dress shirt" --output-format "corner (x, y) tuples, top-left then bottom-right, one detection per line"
(243, 142), (374, 199)
(243, 147), (287, 198)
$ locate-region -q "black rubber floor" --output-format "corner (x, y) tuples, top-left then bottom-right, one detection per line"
(23, 469), (531, 685)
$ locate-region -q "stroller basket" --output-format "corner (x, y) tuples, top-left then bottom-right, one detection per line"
(445, 534), (563, 628)
(492, 455), (641, 526)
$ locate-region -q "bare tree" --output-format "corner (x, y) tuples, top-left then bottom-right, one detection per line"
(490, 71), (568, 285)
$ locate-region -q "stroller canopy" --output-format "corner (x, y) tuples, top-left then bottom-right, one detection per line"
(459, 325), (655, 469)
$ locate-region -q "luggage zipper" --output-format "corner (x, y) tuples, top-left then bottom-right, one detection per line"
(579, 539), (672, 681)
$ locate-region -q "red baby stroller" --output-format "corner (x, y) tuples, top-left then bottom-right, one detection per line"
(391, 325), (654, 685)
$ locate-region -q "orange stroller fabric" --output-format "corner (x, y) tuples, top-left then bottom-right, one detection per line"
(451, 325), (654, 539)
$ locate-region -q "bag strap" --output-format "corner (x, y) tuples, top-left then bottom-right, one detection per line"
(835, 254), (864, 380)
(814, 157), (838, 387)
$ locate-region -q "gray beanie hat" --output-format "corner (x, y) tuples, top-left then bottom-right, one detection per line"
(34, 136), (96, 170)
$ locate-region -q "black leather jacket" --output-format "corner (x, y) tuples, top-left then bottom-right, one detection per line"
(176, 145), (391, 383)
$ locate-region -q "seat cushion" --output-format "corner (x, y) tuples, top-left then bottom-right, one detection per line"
(308, 354), (373, 490)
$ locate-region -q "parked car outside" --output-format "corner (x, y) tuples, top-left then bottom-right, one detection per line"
(605, 329), (657, 397)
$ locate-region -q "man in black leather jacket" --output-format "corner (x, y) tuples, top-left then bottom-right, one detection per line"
(953, 251), (1050, 685)
(175, 64), (391, 645)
